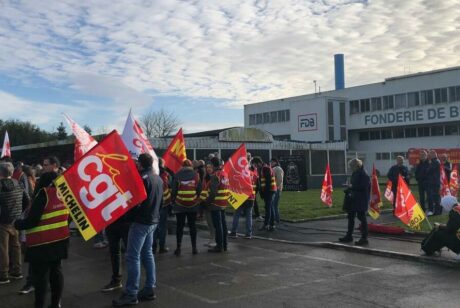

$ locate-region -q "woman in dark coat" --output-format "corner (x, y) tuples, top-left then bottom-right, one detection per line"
(339, 158), (371, 246)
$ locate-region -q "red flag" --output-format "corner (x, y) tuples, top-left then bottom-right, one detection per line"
(320, 163), (333, 207)
(1, 130), (11, 158)
(440, 165), (451, 197)
(223, 144), (252, 209)
(395, 175), (426, 229)
(369, 164), (382, 219)
(54, 130), (147, 241)
(450, 164), (459, 196)
(63, 114), (98, 161)
(163, 128), (186, 173)
(384, 180), (394, 203)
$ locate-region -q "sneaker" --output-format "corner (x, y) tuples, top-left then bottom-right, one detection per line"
(137, 288), (156, 301)
(0, 278), (10, 285)
(207, 242), (217, 248)
(112, 293), (139, 306)
(268, 225), (275, 231)
(94, 242), (108, 249)
(9, 273), (23, 280)
(158, 247), (169, 254)
(355, 238), (369, 246)
(426, 211), (434, 216)
(18, 284), (35, 294)
(243, 235), (252, 239)
(256, 216), (264, 222)
(208, 246), (223, 253)
(338, 236), (353, 243)
(101, 280), (122, 292)
(228, 232), (237, 238)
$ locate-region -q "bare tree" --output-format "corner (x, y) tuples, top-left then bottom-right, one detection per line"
(141, 109), (181, 138)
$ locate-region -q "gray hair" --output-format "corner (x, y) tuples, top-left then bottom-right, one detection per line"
(0, 162), (14, 177)
(348, 158), (363, 170)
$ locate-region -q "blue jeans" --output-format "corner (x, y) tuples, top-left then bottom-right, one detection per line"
(211, 210), (227, 249)
(273, 190), (281, 224)
(153, 207), (169, 250)
(263, 193), (275, 227)
(231, 200), (254, 236)
(125, 223), (157, 296)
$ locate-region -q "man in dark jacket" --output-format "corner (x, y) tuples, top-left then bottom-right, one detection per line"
(415, 150), (430, 212)
(113, 153), (162, 306)
(440, 154), (452, 182)
(427, 150), (442, 216)
(387, 156), (410, 209)
(0, 162), (30, 284)
(339, 158), (371, 246)
(252, 157), (277, 231)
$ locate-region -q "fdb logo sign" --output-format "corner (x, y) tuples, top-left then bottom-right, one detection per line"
(298, 113), (318, 131)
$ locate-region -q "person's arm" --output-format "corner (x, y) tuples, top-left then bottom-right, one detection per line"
(206, 175), (219, 204)
(14, 189), (46, 230)
(22, 189), (31, 212)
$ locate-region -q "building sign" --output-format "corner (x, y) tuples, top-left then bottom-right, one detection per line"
(278, 155), (307, 191)
(298, 113), (318, 132)
(408, 148), (460, 165)
(363, 106), (460, 126)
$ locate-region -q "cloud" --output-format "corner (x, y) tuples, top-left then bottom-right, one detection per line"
(0, 0), (460, 110)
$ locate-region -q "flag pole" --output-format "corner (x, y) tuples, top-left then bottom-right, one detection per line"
(425, 216), (433, 230)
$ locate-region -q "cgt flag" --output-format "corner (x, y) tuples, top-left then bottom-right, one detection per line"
(223, 144), (252, 210)
(395, 174), (426, 229)
(1, 130), (11, 158)
(450, 164), (459, 196)
(320, 163), (333, 207)
(63, 113), (98, 161)
(121, 110), (159, 175)
(384, 180), (394, 203)
(54, 130), (147, 241)
(369, 164), (383, 220)
(163, 128), (186, 174)
(440, 165), (451, 197)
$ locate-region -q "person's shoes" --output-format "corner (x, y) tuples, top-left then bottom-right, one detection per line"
(256, 216), (264, 222)
(228, 231), (237, 238)
(9, 273), (23, 280)
(137, 288), (156, 301)
(192, 247), (198, 255)
(268, 225), (275, 231)
(426, 211), (434, 216)
(454, 253), (460, 261)
(94, 242), (108, 249)
(18, 284), (35, 294)
(174, 247), (181, 256)
(258, 225), (268, 231)
(208, 246), (223, 253)
(338, 235), (353, 243)
(207, 242), (216, 248)
(101, 280), (123, 292)
(112, 293), (139, 306)
(223, 246), (228, 252)
(243, 235), (252, 239)
(354, 238), (369, 246)
(158, 247), (169, 254)
(0, 278), (10, 285)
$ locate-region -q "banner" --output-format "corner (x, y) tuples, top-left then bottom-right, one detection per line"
(163, 128), (186, 174)
(450, 164), (459, 196)
(440, 165), (451, 197)
(223, 144), (252, 209)
(63, 113), (98, 161)
(369, 164), (382, 220)
(320, 163), (333, 207)
(384, 180), (394, 203)
(54, 130), (147, 241)
(278, 155), (307, 191)
(395, 174), (426, 229)
(1, 130), (11, 158)
(121, 110), (159, 175)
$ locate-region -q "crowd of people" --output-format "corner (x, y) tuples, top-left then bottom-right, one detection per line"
(0, 152), (284, 307)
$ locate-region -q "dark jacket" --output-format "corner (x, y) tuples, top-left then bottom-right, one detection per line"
(427, 158), (441, 186)
(129, 167), (162, 225)
(349, 166), (371, 212)
(259, 164), (273, 198)
(172, 167), (201, 213)
(387, 164), (410, 193)
(415, 159), (430, 185)
(206, 168), (226, 211)
(14, 187), (68, 263)
(439, 207), (460, 236)
(0, 178), (30, 224)
(443, 161), (452, 182)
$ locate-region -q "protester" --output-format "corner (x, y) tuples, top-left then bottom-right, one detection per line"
(12, 161), (30, 195)
(0, 162), (30, 284)
(421, 196), (460, 259)
(206, 157), (230, 253)
(14, 171), (69, 308)
(113, 153), (162, 306)
(440, 153), (452, 182)
(427, 150), (442, 216)
(200, 162), (216, 248)
(415, 150), (430, 212)
(252, 157), (277, 231)
(339, 158), (371, 246)
(387, 156), (410, 210)
(153, 158), (171, 254)
(270, 158), (284, 225)
(249, 163), (263, 222)
(171, 159), (201, 256)
(22, 165), (36, 199)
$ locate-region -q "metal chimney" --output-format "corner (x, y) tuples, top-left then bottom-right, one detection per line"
(334, 54), (345, 90)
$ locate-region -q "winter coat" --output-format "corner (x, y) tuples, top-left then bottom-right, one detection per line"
(387, 164), (410, 193)
(172, 167), (201, 213)
(427, 158), (441, 187)
(349, 166), (371, 212)
(415, 160), (430, 185)
(0, 178), (30, 224)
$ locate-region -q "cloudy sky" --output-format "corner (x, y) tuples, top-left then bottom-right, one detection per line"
(1, 0), (459, 134)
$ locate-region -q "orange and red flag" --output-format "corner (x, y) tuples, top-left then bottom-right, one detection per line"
(369, 164), (382, 220)
(395, 174), (426, 229)
(450, 164), (459, 196)
(320, 163), (333, 207)
(54, 130), (147, 241)
(384, 180), (394, 203)
(223, 144), (252, 209)
(163, 128), (186, 174)
(440, 165), (451, 197)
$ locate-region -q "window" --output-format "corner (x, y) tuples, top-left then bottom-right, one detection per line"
(421, 90), (433, 105)
(434, 88), (448, 104)
(393, 152), (406, 159)
(329, 151), (346, 174)
(360, 99), (370, 112)
(418, 127), (430, 137)
(263, 112), (270, 124)
(311, 150), (328, 175)
(340, 127), (347, 140)
(370, 130), (381, 140)
(278, 110), (285, 122)
(383, 95), (394, 110)
(328, 126), (334, 141)
(376, 152), (390, 160)
(381, 129), (392, 139)
(350, 100), (360, 114)
(359, 131), (370, 141)
(393, 128), (405, 138)
(285, 110), (290, 121)
(449, 86), (460, 102)
(407, 92), (420, 107)
(431, 125), (444, 136)
(340, 102), (346, 125)
(394, 94), (406, 109)
(445, 124), (459, 135)
(371, 97), (382, 111)
(249, 114), (256, 125)
(328, 101), (334, 125)
(405, 127), (417, 138)
(256, 114), (263, 124)
(270, 111), (277, 123)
